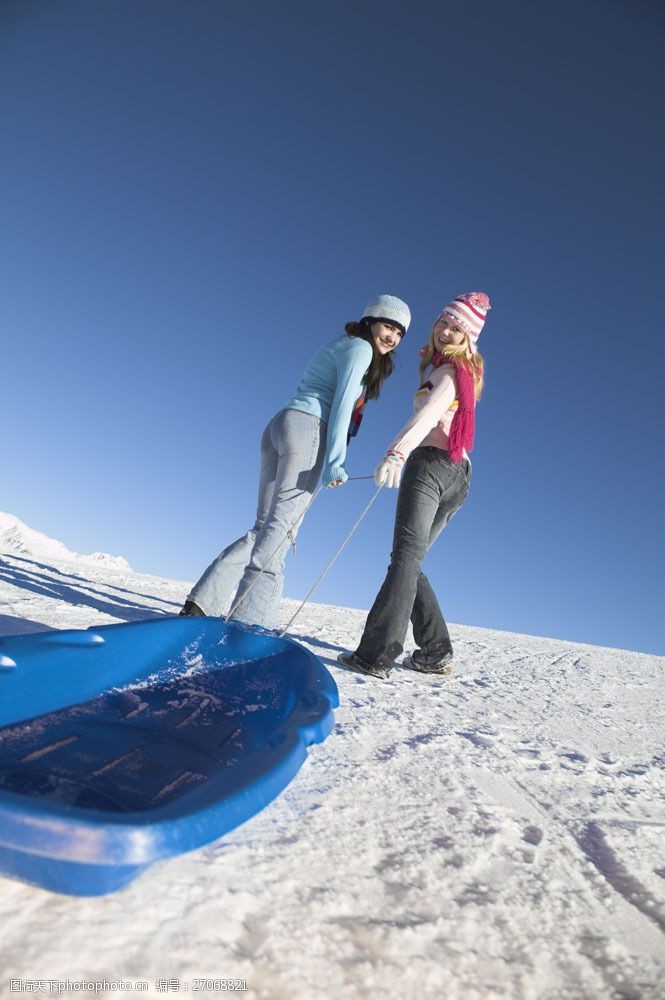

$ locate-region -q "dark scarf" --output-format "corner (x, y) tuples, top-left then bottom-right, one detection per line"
(347, 387), (367, 444)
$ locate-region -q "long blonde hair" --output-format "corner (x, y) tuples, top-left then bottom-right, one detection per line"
(419, 332), (484, 401)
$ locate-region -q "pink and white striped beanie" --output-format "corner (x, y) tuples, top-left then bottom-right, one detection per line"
(440, 291), (491, 353)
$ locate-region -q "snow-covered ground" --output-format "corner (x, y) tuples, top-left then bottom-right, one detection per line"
(0, 512), (663, 1000)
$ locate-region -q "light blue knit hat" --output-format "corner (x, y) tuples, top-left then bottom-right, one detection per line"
(361, 294), (411, 335)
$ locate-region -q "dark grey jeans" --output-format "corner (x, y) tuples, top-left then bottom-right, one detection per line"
(356, 446), (471, 669)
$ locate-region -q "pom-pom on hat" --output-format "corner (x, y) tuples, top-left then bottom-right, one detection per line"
(439, 291), (491, 353)
(362, 294), (411, 335)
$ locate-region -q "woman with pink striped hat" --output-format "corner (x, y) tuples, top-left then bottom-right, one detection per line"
(339, 291), (491, 681)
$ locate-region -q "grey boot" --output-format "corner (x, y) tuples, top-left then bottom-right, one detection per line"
(179, 600), (206, 617)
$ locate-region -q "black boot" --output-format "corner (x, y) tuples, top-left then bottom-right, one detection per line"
(179, 600), (206, 617)
(337, 650), (392, 681)
(401, 649), (453, 675)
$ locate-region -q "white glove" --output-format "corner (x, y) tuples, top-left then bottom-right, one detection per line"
(374, 454), (404, 488)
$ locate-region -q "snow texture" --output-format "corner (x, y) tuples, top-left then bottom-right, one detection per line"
(0, 514), (663, 999)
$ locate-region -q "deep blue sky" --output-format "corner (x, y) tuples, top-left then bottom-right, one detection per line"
(2, 0), (663, 654)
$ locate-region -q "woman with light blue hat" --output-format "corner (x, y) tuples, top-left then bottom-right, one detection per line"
(181, 293), (411, 629)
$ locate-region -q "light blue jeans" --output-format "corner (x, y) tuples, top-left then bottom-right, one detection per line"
(188, 408), (327, 628)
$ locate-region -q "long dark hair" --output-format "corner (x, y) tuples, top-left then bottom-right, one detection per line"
(344, 320), (399, 400)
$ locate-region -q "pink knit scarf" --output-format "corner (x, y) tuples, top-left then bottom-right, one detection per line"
(429, 350), (479, 463)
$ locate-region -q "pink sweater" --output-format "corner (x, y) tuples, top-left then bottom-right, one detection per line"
(388, 363), (464, 461)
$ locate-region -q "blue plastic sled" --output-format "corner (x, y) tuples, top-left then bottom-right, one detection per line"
(0, 617), (338, 896)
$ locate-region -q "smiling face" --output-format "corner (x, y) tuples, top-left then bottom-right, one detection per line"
(432, 315), (467, 352)
(370, 320), (402, 355)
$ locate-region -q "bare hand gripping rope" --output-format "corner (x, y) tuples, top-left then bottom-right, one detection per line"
(224, 477), (382, 632)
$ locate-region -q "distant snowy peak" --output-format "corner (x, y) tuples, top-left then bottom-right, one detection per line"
(0, 512), (132, 572)
(0, 512), (72, 561)
(83, 551), (132, 571)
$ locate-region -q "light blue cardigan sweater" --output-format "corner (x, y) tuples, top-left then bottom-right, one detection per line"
(284, 334), (373, 487)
